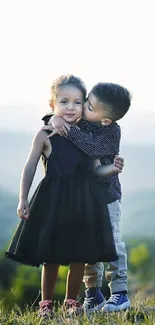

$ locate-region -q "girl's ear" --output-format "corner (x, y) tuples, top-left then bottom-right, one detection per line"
(101, 118), (112, 126)
(49, 99), (54, 111)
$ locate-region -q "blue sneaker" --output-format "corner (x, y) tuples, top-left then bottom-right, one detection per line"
(83, 288), (105, 313)
(103, 293), (130, 312)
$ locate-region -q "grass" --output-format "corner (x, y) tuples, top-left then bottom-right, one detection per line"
(0, 295), (155, 325)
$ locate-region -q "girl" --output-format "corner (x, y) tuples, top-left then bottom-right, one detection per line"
(5, 75), (118, 318)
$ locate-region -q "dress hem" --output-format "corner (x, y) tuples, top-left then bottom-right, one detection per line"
(5, 252), (118, 267)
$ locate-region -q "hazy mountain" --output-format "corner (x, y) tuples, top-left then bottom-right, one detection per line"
(0, 130), (155, 248)
(121, 189), (155, 237)
(0, 104), (155, 145)
(0, 130), (154, 195)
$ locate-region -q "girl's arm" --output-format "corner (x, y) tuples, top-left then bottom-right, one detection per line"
(94, 156), (124, 177)
(17, 130), (47, 219)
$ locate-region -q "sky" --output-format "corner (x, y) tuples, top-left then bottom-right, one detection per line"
(0, 0), (155, 144)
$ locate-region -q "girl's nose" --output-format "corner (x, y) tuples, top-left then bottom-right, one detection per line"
(68, 103), (74, 110)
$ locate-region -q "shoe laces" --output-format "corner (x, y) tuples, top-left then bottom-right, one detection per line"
(38, 306), (53, 318)
(83, 296), (94, 307)
(39, 305), (50, 313)
(107, 294), (120, 304)
(65, 299), (82, 309)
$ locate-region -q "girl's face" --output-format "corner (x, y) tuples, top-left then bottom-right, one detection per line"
(52, 85), (84, 124)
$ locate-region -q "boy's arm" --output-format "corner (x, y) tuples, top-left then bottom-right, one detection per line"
(42, 114), (120, 159)
(17, 130), (46, 219)
(66, 125), (120, 158)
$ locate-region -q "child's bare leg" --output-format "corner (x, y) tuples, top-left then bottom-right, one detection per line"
(65, 263), (85, 300)
(41, 263), (59, 301)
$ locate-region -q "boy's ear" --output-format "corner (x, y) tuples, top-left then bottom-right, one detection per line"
(49, 99), (54, 111)
(101, 118), (112, 126)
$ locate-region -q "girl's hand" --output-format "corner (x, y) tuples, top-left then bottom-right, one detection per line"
(17, 199), (30, 219)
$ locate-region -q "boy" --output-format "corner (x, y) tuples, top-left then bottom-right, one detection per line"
(42, 82), (131, 313)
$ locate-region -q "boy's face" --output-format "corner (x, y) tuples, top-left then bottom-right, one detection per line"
(83, 92), (112, 125)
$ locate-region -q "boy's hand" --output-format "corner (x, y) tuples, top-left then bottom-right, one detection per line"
(94, 156), (124, 177)
(113, 155), (124, 173)
(17, 199), (30, 220)
(42, 115), (71, 137)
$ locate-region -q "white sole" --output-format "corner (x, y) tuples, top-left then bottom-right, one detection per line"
(103, 300), (131, 312)
(84, 300), (106, 313)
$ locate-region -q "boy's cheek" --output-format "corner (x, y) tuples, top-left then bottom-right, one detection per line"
(83, 107), (90, 119)
(83, 110), (95, 122)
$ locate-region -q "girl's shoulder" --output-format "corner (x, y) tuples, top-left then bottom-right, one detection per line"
(32, 129), (48, 143)
(30, 129), (51, 151)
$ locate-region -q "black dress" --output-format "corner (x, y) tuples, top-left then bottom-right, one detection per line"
(5, 135), (118, 266)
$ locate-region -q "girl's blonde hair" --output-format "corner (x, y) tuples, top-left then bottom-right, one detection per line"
(49, 74), (87, 106)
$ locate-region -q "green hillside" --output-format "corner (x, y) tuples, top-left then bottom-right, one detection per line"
(0, 189), (18, 249)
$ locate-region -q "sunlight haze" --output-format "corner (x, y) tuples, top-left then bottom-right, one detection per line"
(0, 0), (154, 144)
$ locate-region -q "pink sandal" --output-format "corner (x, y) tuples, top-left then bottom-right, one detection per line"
(38, 299), (53, 319)
(63, 299), (83, 317)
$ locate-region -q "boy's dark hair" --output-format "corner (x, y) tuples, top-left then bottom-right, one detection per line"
(50, 74), (87, 104)
(91, 82), (131, 121)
